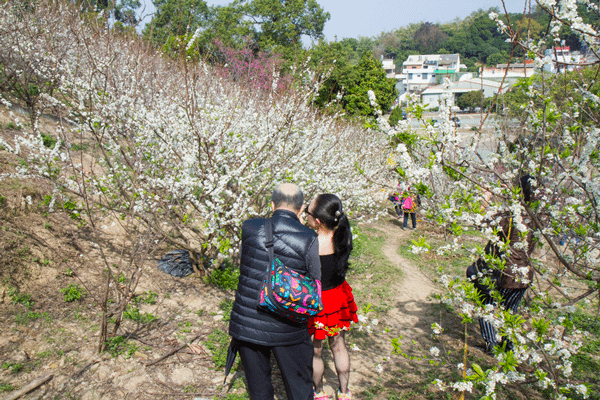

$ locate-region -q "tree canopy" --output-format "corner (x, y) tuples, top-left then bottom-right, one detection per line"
(144, 0), (329, 55)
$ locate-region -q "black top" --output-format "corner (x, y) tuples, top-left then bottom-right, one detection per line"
(229, 209), (321, 346)
(320, 253), (345, 291)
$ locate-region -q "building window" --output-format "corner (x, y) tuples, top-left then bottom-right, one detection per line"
(408, 73), (413, 79)
(422, 73), (428, 79)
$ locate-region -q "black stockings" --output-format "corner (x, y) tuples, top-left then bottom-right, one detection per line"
(312, 332), (350, 394)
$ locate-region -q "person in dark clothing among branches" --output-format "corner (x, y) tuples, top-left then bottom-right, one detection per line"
(476, 175), (537, 354)
(228, 183), (321, 400)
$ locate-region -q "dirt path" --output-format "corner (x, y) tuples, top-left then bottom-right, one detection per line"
(378, 221), (438, 335)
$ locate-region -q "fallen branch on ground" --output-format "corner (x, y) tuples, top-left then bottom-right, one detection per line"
(145, 335), (201, 366)
(4, 373), (54, 400)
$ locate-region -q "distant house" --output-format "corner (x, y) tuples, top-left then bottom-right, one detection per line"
(398, 54), (461, 95)
(481, 61), (535, 79)
(420, 75), (508, 109)
(381, 58), (396, 79)
(543, 46), (584, 73)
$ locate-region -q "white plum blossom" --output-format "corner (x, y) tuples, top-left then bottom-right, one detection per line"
(429, 346), (440, 357)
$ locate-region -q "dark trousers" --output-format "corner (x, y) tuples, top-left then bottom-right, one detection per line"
(238, 337), (314, 400)
(403, 212), (416, 228)
(478, 287), (527, 347)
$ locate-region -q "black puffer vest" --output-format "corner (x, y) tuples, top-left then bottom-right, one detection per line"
(229, 209), (318, 346)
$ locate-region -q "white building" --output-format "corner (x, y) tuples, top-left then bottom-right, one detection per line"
(543, 46), (584, 73)
(382, 58), (396, 79)
(481, 62), (535, 79)
(421, 76), (507, 109)
(398, 54), (461, 95)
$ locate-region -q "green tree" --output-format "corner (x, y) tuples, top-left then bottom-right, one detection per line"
(242, 0), (330, 50)
(388, 106), (404, 126)
(309, 47), (397, 118)
(144, 0), (329, 56)
(456, 90), (483, 110)
(342, 52), (398, 117)
(486, 51), (508, 66)
(81, 0), (141, 25)
(413, 22), (447, 54)
(310, 40), (353, 109)
(144, 0), (211, 46)
(498, 68), (600, 125)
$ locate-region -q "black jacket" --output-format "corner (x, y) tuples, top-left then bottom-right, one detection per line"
(229, 209), (320, 346)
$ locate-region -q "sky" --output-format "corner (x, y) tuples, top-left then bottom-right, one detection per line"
(139, 0), (530, 42)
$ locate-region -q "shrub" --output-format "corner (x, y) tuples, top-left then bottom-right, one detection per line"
(8, 288), (34, 309)
(388, 107), (404, 127)
(123, 305), (158, 323)
(206, 263), (240, 291)
(60, 284), (85, 302)
(39, 132), (57, 148)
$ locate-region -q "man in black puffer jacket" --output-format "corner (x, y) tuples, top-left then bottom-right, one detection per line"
(229, 183), (321, 400)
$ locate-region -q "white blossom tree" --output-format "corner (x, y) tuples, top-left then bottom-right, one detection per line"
(0, 0), (392, 351)
(376, 0), (600, 397)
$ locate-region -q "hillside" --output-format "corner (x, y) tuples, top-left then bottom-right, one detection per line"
(2, 0), (600, 399)
(0, 105), (442, 399)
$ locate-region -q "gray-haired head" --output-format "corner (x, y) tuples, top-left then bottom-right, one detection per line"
(271, 183), (304, 212)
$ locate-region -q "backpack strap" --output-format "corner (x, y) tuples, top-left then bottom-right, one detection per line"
(265, 218), (274, 266)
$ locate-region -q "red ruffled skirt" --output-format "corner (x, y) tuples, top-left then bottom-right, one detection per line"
(308, 281), (358, 340)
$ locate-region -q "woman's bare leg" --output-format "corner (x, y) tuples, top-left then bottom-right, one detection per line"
(328, 332), (350, 393)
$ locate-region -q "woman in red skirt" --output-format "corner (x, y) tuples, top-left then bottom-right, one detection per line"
(304, 194), (358, 400)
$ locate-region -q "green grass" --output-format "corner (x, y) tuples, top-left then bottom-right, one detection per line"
(104, 336), (137, 358)
(123, 305), (158, 324)
(204, 329), (230, 369)
(70, 143), (88, 151)
(219, 299), (234, 322)
(39, 132), (57, 148)
(220, 394), (250, 400)
(568, 310), (600, 399)
(132, 291), (158, 305)
(397, 232), (480, 278)
(207, 263), (240, 291)
(0, 382), (17, 392)
(349, 225), (401, 314)
(14, 310), (49, 325)
(2, 362), (23, 374)
(8, 288), (34, 309)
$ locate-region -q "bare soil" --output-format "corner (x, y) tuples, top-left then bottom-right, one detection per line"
(0, 106), (540, 400)
(0, 180), (447, 400)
